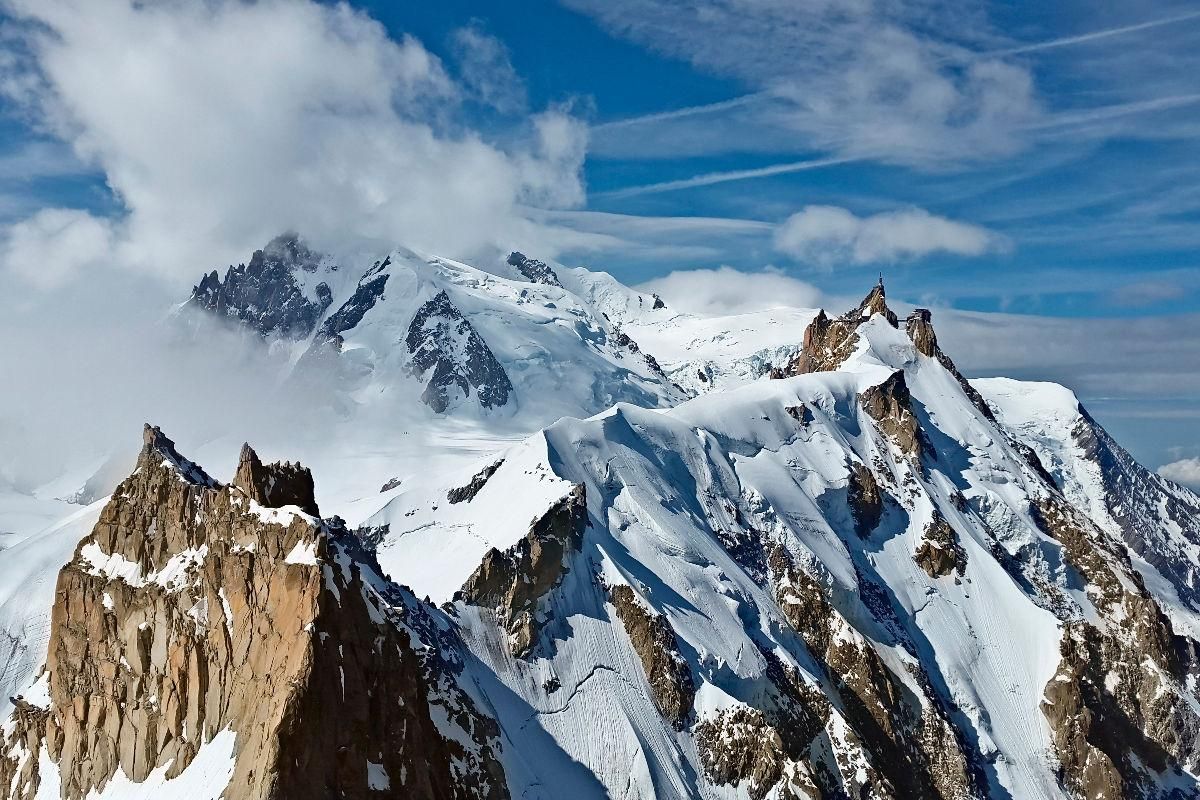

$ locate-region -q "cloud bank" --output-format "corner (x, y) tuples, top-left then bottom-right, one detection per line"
(637, 266), (823, 316)
(773, 205), (1002, 267)
(0, 0), (586, 287)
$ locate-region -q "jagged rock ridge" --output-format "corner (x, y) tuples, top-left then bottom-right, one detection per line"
(187, 233), (335, 339)
(0, 426), (507, 800)
(506, 252), (562, 287)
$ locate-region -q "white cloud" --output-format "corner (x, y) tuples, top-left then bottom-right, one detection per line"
(773, 205), (1002, 266)
(450, 21), (527, 113)
(0, 0), (586, 287)
(637, 266), (823, 316)
(1158, 458), (1200, 489)
(1, 208), (114, 288)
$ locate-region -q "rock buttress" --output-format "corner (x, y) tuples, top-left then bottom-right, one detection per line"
(860, 370), (926, 460)
(232, 442), (319, 516)
(0, 427), (507, 800)
(608, 585), (695, 728)
(456, 484), (588, 657)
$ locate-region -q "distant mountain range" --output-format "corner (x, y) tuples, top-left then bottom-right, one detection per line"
(3, 235), (1200, 800)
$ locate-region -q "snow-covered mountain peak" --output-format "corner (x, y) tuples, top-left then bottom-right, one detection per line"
(7, 250), (1200, 799)
(182, 236), (687, 420)
(187, 232), (342, 340)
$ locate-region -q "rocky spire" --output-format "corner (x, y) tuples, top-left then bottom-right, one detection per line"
(905, 308), (938, 357)
(184, 232), (334, 340)
(900, 309), (999, 422)
(0, 427), (508, 800)
(232, 442), (319, 516)
(854, 277), (898, 327)
(777, 280), (899, 375)
(139, 423), (220, 488)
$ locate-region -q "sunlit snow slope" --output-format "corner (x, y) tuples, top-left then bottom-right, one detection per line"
(4, 250), (1200, 800)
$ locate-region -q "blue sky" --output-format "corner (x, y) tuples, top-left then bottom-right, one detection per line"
(0, 0), (1197, 474)
(457, 0), (1200, 317)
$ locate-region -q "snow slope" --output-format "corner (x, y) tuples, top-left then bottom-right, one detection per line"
(5, 252), (1200, 799)
(367, 295), (1200, 798)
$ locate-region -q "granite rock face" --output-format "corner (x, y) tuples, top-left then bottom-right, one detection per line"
(609, 585), (695, 728)
(0, 426), (507, 800)
(406, 291), (513, 413)
(779, 279), (897, 377)
(232, 442), (319, 516)
(187, 233), (335, 340)
(860, 370), (925, 460)
(455, 485), (588, 657)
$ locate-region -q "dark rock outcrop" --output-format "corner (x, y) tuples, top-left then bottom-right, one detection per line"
(609, 585), (695, 728)
(506, 252), (562, 287)
(187, 233), (334, 340)
(861, 371), (926, 459)
(406, 291), (513, 413)
(848, 462), (884, 538)
(913, 513), (967, 578)
(455, 485), (588, 657)
(316, 258), (390, 341)
(447, 460), (504, 504)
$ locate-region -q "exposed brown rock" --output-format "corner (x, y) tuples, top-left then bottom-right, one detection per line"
(768, 548), (974, 800)
(914, 513), (967, 578)
(608, 585), (695, 728)
(695, 708), (789, 800)
(905, 309), (938, 357)
(456, 484), (588, 657)
(232, 442), (319, 516)
(782, 310), (862, 375)
(785, 404), (812, 424)
(0, 425), (506, 800)
(848, 462), (884, 538)
(904, 308), (998, 424)
(1032, 497), (1200, 796)
(779, 281), (899, 377)
(860, 371), (925, 459)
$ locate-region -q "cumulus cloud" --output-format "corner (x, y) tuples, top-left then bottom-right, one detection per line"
(637, 266), (823, 316)
(1158, 458), (1200, 490)
(0, 0), (586, 287)
(773, 205), (1002, 267)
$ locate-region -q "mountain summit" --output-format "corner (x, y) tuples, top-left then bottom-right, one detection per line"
(4, 260), (1200, 800)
